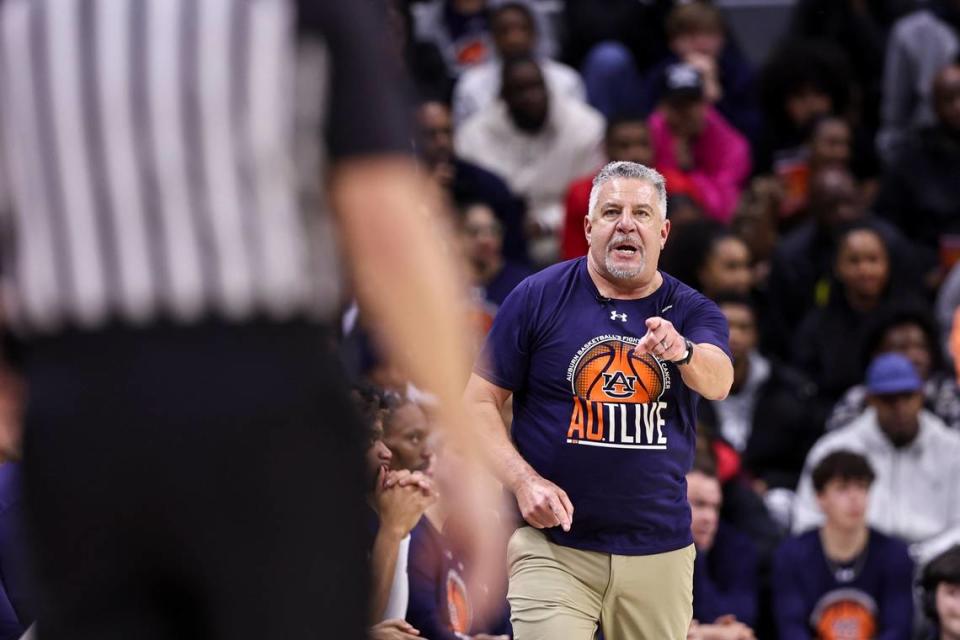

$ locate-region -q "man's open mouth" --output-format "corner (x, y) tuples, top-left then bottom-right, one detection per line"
(612, 243), (639, 256)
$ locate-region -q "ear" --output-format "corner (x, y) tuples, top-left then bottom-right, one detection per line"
(584, 215), (592, 246)
(660, 218), (671, 249)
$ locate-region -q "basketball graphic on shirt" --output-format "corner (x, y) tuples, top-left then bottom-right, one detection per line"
(571, 339), (666, 404)
(445, 568), (472, 634)
(811, 589), (878, 640)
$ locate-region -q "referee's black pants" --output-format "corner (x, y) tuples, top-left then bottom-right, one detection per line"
(19, 321), (368, 640)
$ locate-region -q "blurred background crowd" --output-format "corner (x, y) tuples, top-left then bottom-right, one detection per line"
(3, 0), (960, 638)
(345, 0), (960, 638)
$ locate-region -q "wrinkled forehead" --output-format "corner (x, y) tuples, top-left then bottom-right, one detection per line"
(596, 178), (660, 211)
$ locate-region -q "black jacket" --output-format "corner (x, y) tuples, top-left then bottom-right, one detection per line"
(700, 360), (825, 490)
(876, 125), (960, 253)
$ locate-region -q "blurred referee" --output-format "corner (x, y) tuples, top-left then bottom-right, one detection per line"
(0, 1), (488, 638)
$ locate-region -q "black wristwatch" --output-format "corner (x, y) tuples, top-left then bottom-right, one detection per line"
(672, 338), (694, 366)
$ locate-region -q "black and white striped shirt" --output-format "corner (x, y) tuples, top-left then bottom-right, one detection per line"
(0, 0), (410, 335)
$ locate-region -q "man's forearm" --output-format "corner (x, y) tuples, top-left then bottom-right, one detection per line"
(473, 397), (536, 491)
(679, 343), (733, 401)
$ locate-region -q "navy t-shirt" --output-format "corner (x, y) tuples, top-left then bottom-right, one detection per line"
(407, 518), (512, 640)
(772, 529), (914, 640)
(476, 258), (730, 555)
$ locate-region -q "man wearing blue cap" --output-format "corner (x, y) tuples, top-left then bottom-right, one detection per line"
(792, 353), (960, 564)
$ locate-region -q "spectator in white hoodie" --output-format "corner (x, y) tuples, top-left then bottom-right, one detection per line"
(452, 1), (584, 125)
(456, 55), (604, 266)
(793, 353), (960, 565)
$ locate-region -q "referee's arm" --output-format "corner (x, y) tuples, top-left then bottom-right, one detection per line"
(301, 1), (476, 435)
(306, 0), (506, 619)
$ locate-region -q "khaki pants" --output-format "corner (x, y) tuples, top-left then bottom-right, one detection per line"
(507, 527), (695, 640)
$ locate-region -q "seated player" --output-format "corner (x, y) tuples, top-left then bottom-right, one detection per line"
(406, 436), (511, 640)
(354, 387), (436, 639)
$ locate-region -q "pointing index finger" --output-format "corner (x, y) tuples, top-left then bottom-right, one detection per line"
(548, 493), (573, 532)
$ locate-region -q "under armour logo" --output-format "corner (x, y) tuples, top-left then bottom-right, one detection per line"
(610, 310), (627, 322)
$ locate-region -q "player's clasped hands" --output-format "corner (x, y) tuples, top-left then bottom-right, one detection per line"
(635, 317), (686, 362)
(382, 468), (435, 496)
(376, 468), (437, 538)
(514, 472), (574, 532)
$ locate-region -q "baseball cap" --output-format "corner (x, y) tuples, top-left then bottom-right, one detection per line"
(662, 62), (705, 104)
(865, 353), (922, 395)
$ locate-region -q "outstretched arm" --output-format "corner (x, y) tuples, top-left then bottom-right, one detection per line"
(635, 317), (733, 401)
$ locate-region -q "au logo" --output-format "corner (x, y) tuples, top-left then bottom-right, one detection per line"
(601, 371), (637, 399)
(570, 338), (666, 404)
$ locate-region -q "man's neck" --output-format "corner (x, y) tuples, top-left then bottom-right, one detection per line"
(820, 522), (869, 562)
(587, 255), (662, 300)
(942, 626), (960, 640)
(880, 422), (921, 449)
(508, 109), (548, 135)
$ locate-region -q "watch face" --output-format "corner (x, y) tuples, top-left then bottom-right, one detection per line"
(672, 340), (692, 365)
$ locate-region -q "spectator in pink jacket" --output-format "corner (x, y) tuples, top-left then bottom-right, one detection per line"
(649, 63), (751, 224)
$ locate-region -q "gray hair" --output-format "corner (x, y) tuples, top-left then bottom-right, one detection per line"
(588, 161), (668, 221)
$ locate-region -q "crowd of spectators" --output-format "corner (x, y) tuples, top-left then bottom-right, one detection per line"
(340, 0), (960, 638)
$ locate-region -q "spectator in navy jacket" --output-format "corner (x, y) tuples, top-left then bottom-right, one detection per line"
(458, 201), (531, 311)
(773, 451), (914, 640)
(687, 462), (759, 639)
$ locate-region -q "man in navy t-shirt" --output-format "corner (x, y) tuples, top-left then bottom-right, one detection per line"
(465, 161), (733, 639)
